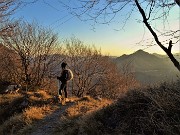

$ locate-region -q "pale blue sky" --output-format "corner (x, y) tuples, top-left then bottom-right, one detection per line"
(12, 0), (180, 56)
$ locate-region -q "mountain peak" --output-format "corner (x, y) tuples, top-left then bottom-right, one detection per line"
(134, 49), (149, 55)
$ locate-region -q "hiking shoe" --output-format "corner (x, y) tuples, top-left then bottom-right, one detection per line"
(58, 95), (62, 102)
(65, 98), (69, 102)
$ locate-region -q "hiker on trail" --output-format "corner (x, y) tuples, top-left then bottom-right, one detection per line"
(57, 62), (73, 102)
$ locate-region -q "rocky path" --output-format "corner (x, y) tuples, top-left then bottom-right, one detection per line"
(29, 102), (74, 135)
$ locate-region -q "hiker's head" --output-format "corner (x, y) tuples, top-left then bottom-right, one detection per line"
(61, 62), (67, 69)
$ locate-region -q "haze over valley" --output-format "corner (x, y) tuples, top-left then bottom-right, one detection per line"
(114, 50), (180, 84)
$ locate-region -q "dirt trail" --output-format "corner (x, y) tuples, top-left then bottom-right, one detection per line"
(29, 102), (74, 135)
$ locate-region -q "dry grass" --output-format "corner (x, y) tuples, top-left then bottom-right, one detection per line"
(27, 90), (52, 100)
(0, 90), (57, 135)
(34, 90), (52, 99)
(0, 105), (54, 135)
(0, 93), (23, 105)
(0, 94), (25, 125)
(23, 106), (52, 121)
(53, 96), (112, 135)
(1, 80), (180, 135)
(91, 81), (180, 134)
(66, 96), (112, 117)
(27, 90), (54, 106)
(54, 80), (180, 135)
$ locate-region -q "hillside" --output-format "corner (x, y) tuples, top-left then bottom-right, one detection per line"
(153, 53), (180, 61)
(0, 91), (112, 135)
(0, 79), (180, 135)
(66, 80), (180, 135)
(114, 50), (180, 84)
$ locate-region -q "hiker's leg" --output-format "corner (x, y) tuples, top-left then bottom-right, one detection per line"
(58, 89), (62, 96)
(59, 82), (65, 96)
(64, 83), (67, 98)
(60, 82), (66, 94)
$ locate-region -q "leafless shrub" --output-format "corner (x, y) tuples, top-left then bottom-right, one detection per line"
(1, 21), (61, 90)
(63, 38), (139, 99)
(0, 0), (20, 36)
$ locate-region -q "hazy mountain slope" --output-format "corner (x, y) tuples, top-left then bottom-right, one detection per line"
(114, 50), (179, 84)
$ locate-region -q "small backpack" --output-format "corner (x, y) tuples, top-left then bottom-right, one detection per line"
(65, 69), (73, 81)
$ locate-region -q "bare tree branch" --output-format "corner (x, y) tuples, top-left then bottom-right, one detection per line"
(59, 0), (179, 71)
(135, 0), (180, 71)
(1, 21), (60, 90)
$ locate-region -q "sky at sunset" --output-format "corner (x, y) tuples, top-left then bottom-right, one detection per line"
(12, 0), (180, 56)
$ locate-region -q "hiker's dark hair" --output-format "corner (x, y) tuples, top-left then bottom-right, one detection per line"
(61, 62), (67, 69)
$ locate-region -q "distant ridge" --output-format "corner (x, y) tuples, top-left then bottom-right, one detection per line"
(114, 50), (179, 84)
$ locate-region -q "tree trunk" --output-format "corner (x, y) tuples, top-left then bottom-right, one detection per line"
(135, 0), (180, 72)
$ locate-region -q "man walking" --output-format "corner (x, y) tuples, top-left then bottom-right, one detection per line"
(57, 62), (73, 104)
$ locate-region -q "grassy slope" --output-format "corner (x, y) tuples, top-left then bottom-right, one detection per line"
(75, 81), (180, 134)
(54, 80), (180, 135)
(0, 91), (112, 135)
(0, 79), (180, 135)
(0, 90), (57, 135)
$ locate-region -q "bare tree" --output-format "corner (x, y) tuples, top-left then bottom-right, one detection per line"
(0, 0), (21, 87)
(97, 59), (139, 98)
(0, 44), (18, 82)
(134, 0), (180, 71)
(1, 21), (60, 90)
(64, 38), (104, 97)
(63, 38), (139, 98)
(0, 0), (20, 36)
(59, 0), (180, 71)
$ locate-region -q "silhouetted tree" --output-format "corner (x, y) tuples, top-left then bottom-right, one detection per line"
(59, 0), (180, 71)
(1, 21), (60, 90)
(0, 0), (21, 85)
(63, 38), (139, 98)
(0, 0), (20, 36)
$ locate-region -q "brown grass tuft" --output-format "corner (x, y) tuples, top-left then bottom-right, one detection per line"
(77, 96), (92, 102)
(66, 96), (112, 118)
(0, 105), (53, 135)
(0, 90), (56, 134)
(0, 93), (23, 105)
(35, 90), (52, 99)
